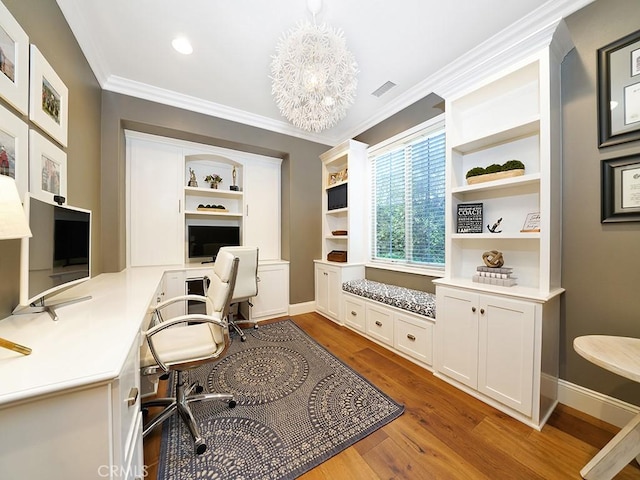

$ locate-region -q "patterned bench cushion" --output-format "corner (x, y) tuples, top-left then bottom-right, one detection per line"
(342, 279), (436, 319)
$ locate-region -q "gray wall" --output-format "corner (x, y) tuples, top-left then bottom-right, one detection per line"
(561, 0), (640, 404)
(0, 0), (102, 318)
(100, 92), (329, 305)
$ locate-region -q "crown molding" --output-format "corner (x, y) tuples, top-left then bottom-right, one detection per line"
(102, 75), (337, 145)
(342, 0), (594, 140)
(55, 0), (109, 86)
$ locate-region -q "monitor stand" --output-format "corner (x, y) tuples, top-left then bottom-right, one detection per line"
(13, 295), (92, 322)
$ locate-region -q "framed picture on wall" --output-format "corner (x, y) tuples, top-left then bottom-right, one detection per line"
(0, 102), (28, 199)
(597, 29), (640, 147)
(601, 154), (640, 222)
(29, 129), (67, 205)
(29, 45), (68, 147)
(0, 1), (29, 114)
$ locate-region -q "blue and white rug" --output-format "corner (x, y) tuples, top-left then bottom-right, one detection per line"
(158, 319), (404, 479)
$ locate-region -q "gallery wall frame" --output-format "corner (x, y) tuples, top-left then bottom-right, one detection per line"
(0, 0), (29, 114)
(29, 129), (67, 205)
(601, 154), (640, 223)
(598, 29), (640, 148)
(0, 102), (28, 199)
(29, 45), (68, 147)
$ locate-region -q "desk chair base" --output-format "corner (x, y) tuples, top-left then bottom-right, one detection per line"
(142, 370), (236, 455)
(229, 311), (258, 342)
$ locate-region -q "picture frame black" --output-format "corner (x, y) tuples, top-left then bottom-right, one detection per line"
(597, 29), (640, 148)
(601, 154), (640, 222)
(456, 202), (483, 233)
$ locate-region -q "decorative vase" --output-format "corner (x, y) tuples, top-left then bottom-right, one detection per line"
(211, 183), (218, 189)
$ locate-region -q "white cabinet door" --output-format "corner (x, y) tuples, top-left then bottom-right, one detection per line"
(436, 286), (537, 416)
(435, 287), (479, 389)
(326, 267), (341, 320)
(478, 296), (535, 415)
(243, 157), (281, 261)
(315, 264), (329, 315)
(250, 262), (289, 320)
(314, 263), (341, 322)
(127, 137), (183, 266)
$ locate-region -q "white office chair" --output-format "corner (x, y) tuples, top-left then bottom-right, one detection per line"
(140, 250), (239, 455)
(219, 246), (259, 342)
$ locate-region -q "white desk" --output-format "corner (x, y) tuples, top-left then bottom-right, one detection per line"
(0, 266), (167, 480)
(574, 335), (640, 480)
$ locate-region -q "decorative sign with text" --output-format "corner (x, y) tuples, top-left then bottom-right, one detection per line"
(457, 203), (484, 233)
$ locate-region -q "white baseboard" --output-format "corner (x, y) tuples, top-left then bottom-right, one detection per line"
(558, 379), (640, 428)
(288, 301), (316, 316)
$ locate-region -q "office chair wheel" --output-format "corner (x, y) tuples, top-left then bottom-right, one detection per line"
(228, 400), (237, 408)
(194, 385), (204, 394)
(195, 438), (207, 455)
(240, 335), (247, 342)
(253, 324), (259, 329)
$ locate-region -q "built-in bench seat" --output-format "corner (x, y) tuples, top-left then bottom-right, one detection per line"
(340, 279), (435, 368)
(342, 279), (436, 319)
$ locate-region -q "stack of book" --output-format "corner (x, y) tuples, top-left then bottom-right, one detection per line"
(473, 266), (517, 287)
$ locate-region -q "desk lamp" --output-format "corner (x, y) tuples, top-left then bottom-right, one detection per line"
(0, 175), (32, 355)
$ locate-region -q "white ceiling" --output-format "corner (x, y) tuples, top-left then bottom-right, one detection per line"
(55, 0), (591, 146)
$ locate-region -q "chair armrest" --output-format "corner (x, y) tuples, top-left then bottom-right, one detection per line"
(144, 314), (228, 372)
(151, 294), (212, 312)
(148, 295), (213, 325)
(145, 313), (226, 337)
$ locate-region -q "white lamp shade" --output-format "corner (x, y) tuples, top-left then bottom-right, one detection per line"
(0, 175), (31, 240)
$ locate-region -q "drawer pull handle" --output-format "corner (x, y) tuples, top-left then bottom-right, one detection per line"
(351, 311), (357, 316)
(407, 334), (416, 341)
(471, 306), (476, 313)
(126, 387), (139, 407)
(375, 320), (382, 327)
(480, 308), (485, 315)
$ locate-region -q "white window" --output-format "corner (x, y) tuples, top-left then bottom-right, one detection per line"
(369, 115), (445, 271)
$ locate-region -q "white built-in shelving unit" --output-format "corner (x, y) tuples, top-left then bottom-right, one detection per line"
(433, 20), (573, 429)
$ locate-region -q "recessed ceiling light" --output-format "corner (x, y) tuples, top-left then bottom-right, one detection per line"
(172, 37), (193, 55)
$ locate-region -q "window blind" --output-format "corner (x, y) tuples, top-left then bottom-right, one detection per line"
(370, 122), (445, 268)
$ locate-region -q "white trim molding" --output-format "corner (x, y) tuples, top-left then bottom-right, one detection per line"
(288, 301), (316, 317)
(558, 379), (640, 429)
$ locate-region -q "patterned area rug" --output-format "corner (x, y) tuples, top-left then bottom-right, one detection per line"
(158, 319), (404, 479)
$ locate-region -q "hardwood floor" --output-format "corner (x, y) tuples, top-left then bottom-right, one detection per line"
(143, 312), (640, 479)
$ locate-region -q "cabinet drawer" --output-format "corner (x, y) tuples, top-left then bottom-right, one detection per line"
(366, 304), (393, 346)
(395, 314), (433, 365)
(343, 296), (365, 332)
(113, 336), (142, 460)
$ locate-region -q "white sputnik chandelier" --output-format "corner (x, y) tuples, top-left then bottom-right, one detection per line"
(270, 0), (358, 133)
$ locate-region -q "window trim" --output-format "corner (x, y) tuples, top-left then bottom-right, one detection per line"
(366, 113), (446, 272)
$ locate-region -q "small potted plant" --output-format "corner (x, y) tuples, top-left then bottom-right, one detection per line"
(204, 174), (222, 189)
(465, 159), (525, 185)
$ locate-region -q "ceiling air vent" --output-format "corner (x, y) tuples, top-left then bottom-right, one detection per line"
(371, 81), (397, 97)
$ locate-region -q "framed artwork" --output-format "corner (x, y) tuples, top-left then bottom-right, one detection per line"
(601, 154), (640, 222)
(598, 29), (640, 147)
(521, 212), (541, 232)
(29, 129), (67, 205)
(0, 102), (28, 199)
(29, 45), (68, 147)
(0, 1), (29, 114)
